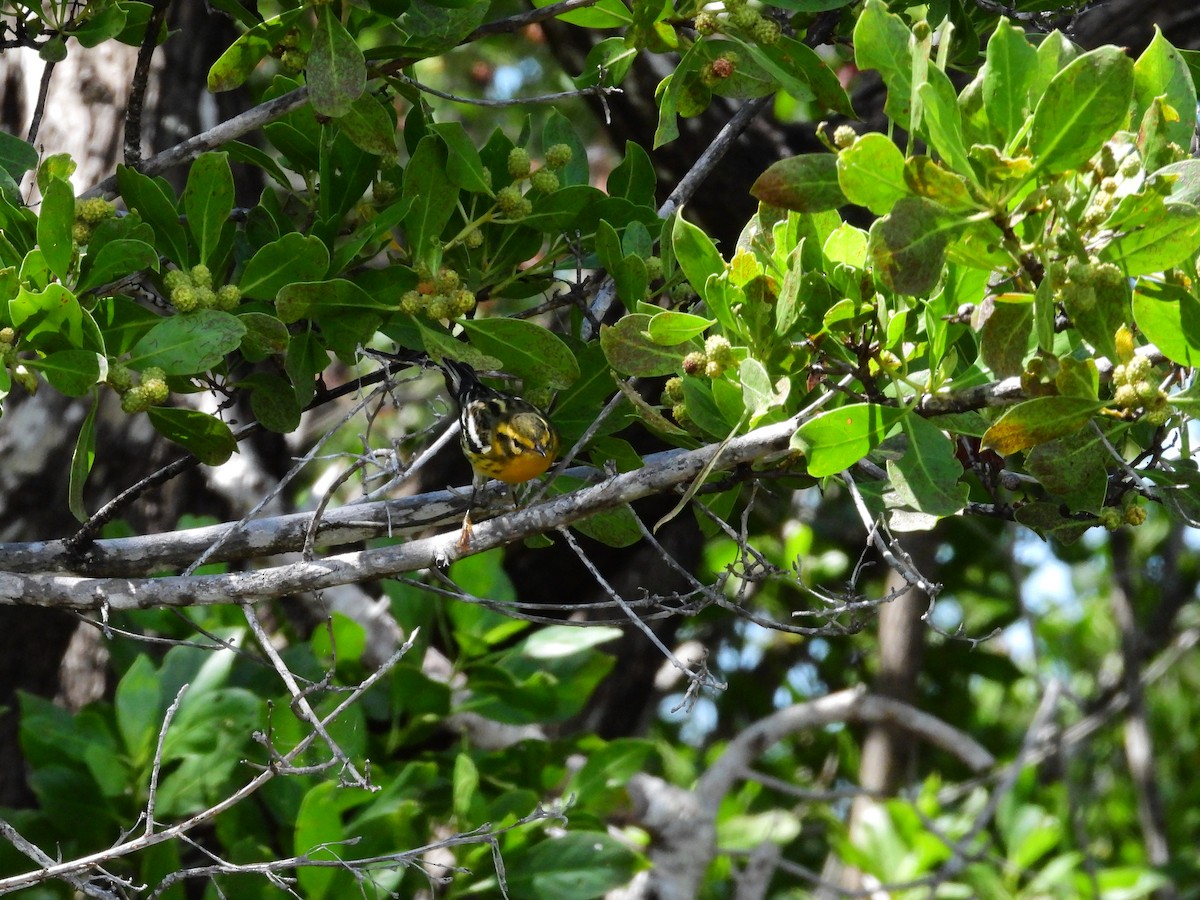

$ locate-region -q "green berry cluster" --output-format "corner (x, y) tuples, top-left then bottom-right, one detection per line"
(0, 327), (38, 394)
(276, 27), (306, 74)
(660, 375), (691, 428)
(700, 53), (738, 87)
(496, 184), (532, 220)
(833, 125), (858, 150)
(72, 197), (115, 245)
(399, 266), (476, 320)
(681, 335), (736, 380)
(1098, 496), (1147, 530)
(373, 179), (397, 203)
(507, 147), (532, 180)
(1057, 259), (1124, 315)
(1111, 347), (1169, 423)
(703, 0), (781, 45)
(164, 265), (242, 313)
(116, 365), (169, 414)
(496, 144), (573, 221)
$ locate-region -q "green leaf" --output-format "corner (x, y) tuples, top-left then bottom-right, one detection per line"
(1101, 201), (1200, 275)
(243, 372), (303, 433)
(505, 832), (638, 899)
(155, 686), (261, 817)
(1134, 28), (1197, 152)
(275, 278), (393, 324)
(1132, 282), (1200, 366)
(402, 135), (457, 263)
(397, 0), (490, 54)
(521, 625), (623, 659)
(430, 122), (491, 194)
(293, 782), (355, 899)
(868, 197), (960, 295)
(36, 154), (76, 195)
(308, 4), (366, 117)
(523, 185), (608, 232)
(572, 502), (644, 547)
(335, 92), (397, 157)
(128, 309), (246, 375)
(9, 282), (83, 349)
(240, 233), (330, 301)
(532, 0), (631, 27)
(77, 238), (159, 293)
(33, 349), (102, 396)
(37, 176), (74, 280)
(610, 255), (649, 310)
(917, 65), (971, 177)
(286, 329), (328, 406)
(206, 9), (302, 92)
(1029, 46), (1134, 175)
(854, 0), (915, 130)
(0, 131), (39, 182)
(600, 314), (692, 377)
(68, 392), (99, 522)
(646, 311), (715, 344)
(115, 655), (160, 765)
(671, 214), (728, 318)
(887, 415), (968, 516)
(182, 152), (234, 268)
(980, 293), (1033, 378)
(116, 165), (190, 265)
(791, 403), (907, 477)
(823, 223), (868, 267)
(452, 752), (479, 821)
(681, 375), (733, 437)
(981, 17), (1037, 147)
(981, 397), (1105, 455)
(608, 140), (656, 202)
(719, 811), (802, 851)
(457, 318), (579, 389)
(1027, 428), (1109, 512)
(837, 133), (908, 215)
(147, 407), (237, 465)
(741, 34), (855, 118)
(237, 312), (290, 362)
(542, 110), (591, 188)
(740, 357), (786, 425)
(68, 3), (127, 47)
(904, 156), (980, 212)
(751, 153), (846, 212)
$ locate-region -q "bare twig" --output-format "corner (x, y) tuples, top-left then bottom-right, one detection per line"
(25, 58), (55, 145)
(241, 603), (372, 789)
(395, 74), (620, 108)
(123, 0), (171, 166)
(559, 525), (727, 701)
(145, 682), (189, 835)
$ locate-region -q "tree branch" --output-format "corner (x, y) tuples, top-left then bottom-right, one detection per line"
(0, 415), (802, 608)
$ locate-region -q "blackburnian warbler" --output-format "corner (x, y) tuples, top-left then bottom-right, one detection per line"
(440, 358), (560, 487)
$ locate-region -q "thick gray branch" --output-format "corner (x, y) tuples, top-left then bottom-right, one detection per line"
(0, 416), (800, 609)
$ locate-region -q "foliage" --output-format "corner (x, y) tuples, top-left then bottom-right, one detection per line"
(0, 0), (1195, 896)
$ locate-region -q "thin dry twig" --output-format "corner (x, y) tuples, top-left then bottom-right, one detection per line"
(558, 526), (727, 702)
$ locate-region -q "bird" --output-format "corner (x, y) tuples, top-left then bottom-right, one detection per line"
(362, 348), (559, 544)
(439, 358), (559, 548)
(440, 357), (559, 488)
